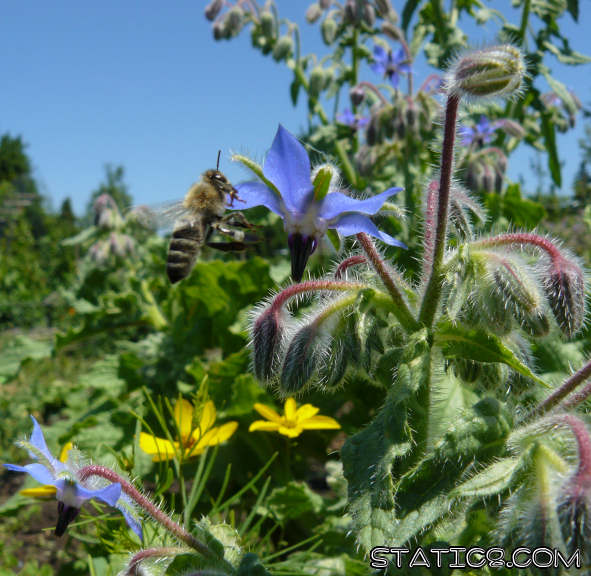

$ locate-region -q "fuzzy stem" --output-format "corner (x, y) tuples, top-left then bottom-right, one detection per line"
(553, 414), (591, 494)
(270, 279), (366, 312)
(127, 547), (186, 576)
(79, 465), (215, 558)
(534, 358), (591, 416)
(562, 381), (591, 410)
(418, 94), (460, 326)
(357, 232), (418, 331)
(357, 81), (390, 106)
(472, 232), (564, 263)
(335, 255), (367, 279)
(418, 74), (442, 94)
(518, 0), (531, 46)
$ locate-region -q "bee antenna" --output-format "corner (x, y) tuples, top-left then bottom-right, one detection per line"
(216, 150), (221, 171)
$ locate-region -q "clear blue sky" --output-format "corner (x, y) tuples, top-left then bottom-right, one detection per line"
(1, 1), (589, 215)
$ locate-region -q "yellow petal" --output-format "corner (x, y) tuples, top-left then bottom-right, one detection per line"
(139, 432), (178, 461)
(249, 420), (281, 432)
(278, 425), (303, 438)
(295, 403), (319, 422)
(299, 415), (341, 430)
(284, 398), (297, 421)
(59, 442), (74, 463)
(194, 422), (238, 451)
(174, 398), (194, 444)
(20, 485), (57, 498)
(196, 401), (216, 437)
(253, 403), (283, 424)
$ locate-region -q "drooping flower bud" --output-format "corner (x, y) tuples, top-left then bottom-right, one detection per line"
(280, 324), (321, 393)
(252, 306), (285, 383)
(446, 45), (525, 99)
(375, 0), (394, 18)
(309, 66), (326, 99)
(272, 35), (293, 62)
(305, 3), (323, 23)
(319, 0), (331, 8)
(260, 9), (276, 40)
(543, 256), (586, 338)
(349, 85), (365, 106)
(362, 3), (376, 27)
(223, 6), (244, 39)
(321, 16), (338, 44)
(204, 0), (223, 21)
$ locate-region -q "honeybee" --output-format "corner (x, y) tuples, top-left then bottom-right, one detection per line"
(153, 152), (256, 283)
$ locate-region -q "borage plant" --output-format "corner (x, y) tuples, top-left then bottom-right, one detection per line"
(240, 43), (591, 571)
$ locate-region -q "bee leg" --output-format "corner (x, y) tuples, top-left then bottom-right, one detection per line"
(219, 211), (256, 229)
(226, 187), (246, 207)
(211, 221), (259, 244)
(207, 241), (247, 252)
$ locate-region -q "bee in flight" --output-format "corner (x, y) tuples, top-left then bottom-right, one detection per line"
(151, 152), (256, 283)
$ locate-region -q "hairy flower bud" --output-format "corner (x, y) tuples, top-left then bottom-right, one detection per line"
(204, 0), (223, 21)
(309, 66), (326, 99)
(381, 21), (403, 42)
(319, 0), (331, 8)
(362, 4), (375, 27)
(543, 257), (586, 338)
(272, 35), (293, 62)
(446, 45), (525, 99)
(252, 307), (284, 382)
(223, 6), (244, 39)
(280, 325), (321, 393)
(349, 85), (365, 106)
(260, 9), (276, 40)
(213, 19), (226, 40)
(497, 118), (526, 139)
(321, 16), (338, 45)
(305, 3), (323, 23)
(375, 0), (394, 18)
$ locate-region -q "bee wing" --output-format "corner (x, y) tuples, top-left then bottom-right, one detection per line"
(125, 201), (192, 232)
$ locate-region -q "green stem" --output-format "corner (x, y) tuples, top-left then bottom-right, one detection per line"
(418, 94), (460, 327)
(518, 0), (531, 47)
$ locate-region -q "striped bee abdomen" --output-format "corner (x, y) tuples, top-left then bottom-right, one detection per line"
(166, 217), (206, 284)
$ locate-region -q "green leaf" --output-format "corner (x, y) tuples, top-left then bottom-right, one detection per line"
(237, 554), (271, 576)
(0, 335), (52, 384)
(312, 165), (332, 201)
(326, 228), (341, 252)
(290, 77), (301, 106)
(453, 457), (521, 497)
(402, 0), (421, 31)
(540, 113), (561, 187)
(265, 481), (324, 521)
(567, 0), (579, 20)
(61, 226), (98, 246)
(483, 183), (546, 229)
(435, 322), (550, 388)
(543, 40), (590, 65)
(231, 154), (281, 197)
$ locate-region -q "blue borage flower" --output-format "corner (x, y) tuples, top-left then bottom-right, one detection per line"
(232, 125), (405, 281)
(371, 45), (411, 89)
(459, 115), (499, 146)
(4, 416), (142, 539)
(337, 108), (369, 130)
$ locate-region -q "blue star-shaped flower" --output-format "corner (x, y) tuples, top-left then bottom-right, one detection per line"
(232, 125), (405, 281)
(4, 416), (142, 539)
(459, 115), (498, 146)
(337, 108), (369, 130)
(371, 45), (411, 89)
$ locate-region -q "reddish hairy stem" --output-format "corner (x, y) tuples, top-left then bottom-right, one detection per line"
(270, 280), (363, 312)
(127, 547), (186, 575)
(335, 255), (367, 279)
(534, 358), (591, 416)
(559, 414), (591, 494)
(473, 233), (565, 263)
(357, 232), (418, 330)
(419, 94), (460, 326)
(357, 81), (390, 106)
(79, 465), (214, 557)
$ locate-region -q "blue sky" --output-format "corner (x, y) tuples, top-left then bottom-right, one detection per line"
(1, 1), (589, 215)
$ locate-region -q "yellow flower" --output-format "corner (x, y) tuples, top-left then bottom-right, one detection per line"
(139, 399), (238, 462)
(20, 442), (73, 498)
(249, 397), (341, 438)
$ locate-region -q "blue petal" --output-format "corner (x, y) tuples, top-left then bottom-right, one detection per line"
(76, 482), (121, 506)
(263, 125), (313, 213)
(373, 45), (388, 64)
(233, 181), (284, 216)
(116, 497), (144, 541)
(319, 187), (402, 221)
(5, 462), (57, 485)
(332, 214), (407, 248)
(29, 416), (54, 462)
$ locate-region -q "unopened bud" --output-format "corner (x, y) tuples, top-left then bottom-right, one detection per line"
(224, 7), (244, 39)
(349, 85), (365, 106)
(272, 35), (293, 61)
(260, 10), (276, 40)
(362, 4), (376, 26)
(544, 258), (585, 338)
(492, 257), (540, 315)
(447, 45), (525, 99)
(213, 19), (226, 40)
(252, 307), (284, 382)
(375, 0), (393, 18)
(309, 66), (326, 99)
(204, 0), (223, 21)
(321, 16), (338, 44)
(306, 3), (323, 23)
(319, 0), (331, 8)
(519, 310), (550, 337)
(344, 0), (357, 24)
(497, 119), (525, 138)
(280, 325), (320, 393)
(381, 21), (403, 42)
